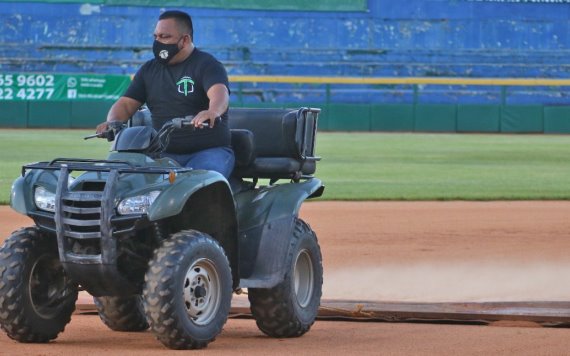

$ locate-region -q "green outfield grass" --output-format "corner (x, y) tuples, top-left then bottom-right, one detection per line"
(1, 129), (570, 204)
(317, 132), (570, 200)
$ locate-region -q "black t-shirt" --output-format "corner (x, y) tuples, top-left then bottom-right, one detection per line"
(124, 48), (231, 154)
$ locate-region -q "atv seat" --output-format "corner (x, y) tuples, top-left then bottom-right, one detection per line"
(229, 107), (320, 181)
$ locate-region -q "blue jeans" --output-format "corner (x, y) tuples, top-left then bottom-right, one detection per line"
(163, 147), (235, 179)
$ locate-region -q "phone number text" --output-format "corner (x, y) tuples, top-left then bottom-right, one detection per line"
(0, 74), (56, 100)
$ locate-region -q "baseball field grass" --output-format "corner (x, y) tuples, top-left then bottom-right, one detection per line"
(1, 129), (570, 204)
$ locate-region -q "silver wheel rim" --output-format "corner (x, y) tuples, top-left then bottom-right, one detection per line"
(183, 258), (221, 325)
(28, 254), (71, 319)
(294, 249), (314, 308)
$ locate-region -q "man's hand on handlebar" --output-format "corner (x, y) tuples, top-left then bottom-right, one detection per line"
(96, 120), (124, 134)
(96, 121), (110, 135)
(87, 121), (124, 141)
(191, 110), (220, 129)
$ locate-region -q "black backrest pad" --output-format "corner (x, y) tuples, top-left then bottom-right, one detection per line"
(229, 108), (317, 158)
(229, 107), (319, 178)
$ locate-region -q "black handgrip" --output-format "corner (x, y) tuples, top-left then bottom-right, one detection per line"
(170, 115), (217, 129)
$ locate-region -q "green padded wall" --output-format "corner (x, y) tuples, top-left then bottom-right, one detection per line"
(314, 105), (329, 131)
(6, 101), (570, 134)
(457, 104), (500, 133)
(414, 104), (457, 132)
(500, 105), (543, 133)
(326, 104), (370, 131)
(370, 104), (414, 132)
(70, 101), (115, 128)
(0, 101), (28, 128)
(544, 106), (570, 134)
(234, 103), (288, 109)
(28, 101), (71, 128)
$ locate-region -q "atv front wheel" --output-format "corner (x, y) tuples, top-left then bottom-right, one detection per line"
(0, 227), (78, 342)
(248, 218), (323, 338)
(143, 230), (232, 349)
(94, 295), (149, 331)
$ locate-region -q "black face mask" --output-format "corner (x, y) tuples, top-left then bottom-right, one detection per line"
(153, 37), (183, 64)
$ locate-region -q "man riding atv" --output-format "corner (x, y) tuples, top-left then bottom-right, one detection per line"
(97, 10), (235, 179)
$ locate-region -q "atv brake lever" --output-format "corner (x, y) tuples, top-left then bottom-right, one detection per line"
(84, 133), (100, 140)
(85, 121), (123, 140)
(84, 128), (116, 141)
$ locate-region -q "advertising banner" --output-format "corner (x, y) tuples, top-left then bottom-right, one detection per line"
(0, 73), (130, 101)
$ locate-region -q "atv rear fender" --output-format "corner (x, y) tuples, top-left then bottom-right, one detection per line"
(235, 178), (324, 288)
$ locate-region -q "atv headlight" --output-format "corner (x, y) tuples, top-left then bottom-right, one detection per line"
(117, 191), (160, 215)
(34, 186), (56, 212)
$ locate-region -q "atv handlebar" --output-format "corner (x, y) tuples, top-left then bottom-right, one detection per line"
(171, 116), (219, 129)
(171, 116), (196, 129)
(85, 115), (218, 142)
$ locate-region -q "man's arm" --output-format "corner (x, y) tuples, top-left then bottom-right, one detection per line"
(96, 96), (142, 134)
(191, 83), (229, 128)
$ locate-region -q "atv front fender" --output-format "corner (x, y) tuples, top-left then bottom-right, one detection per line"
(235, 178), (324, 288)
(10, 176), (30, 215)
(11, 169), (59, 216)
(146, 170), (230, 221)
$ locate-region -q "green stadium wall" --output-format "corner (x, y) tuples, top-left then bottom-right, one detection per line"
(1, 101), (569, 134)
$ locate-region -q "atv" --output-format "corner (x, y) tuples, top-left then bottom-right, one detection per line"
(0, 107), (324, 350)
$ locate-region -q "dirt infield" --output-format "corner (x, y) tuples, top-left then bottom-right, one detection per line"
(2, 201), (570, 355)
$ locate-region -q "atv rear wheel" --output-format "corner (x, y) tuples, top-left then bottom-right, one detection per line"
(248, 218), (323, 338)
(143, 230), (232, 349)
(94, 295), (149, 331)
(0, 227), (78, 343)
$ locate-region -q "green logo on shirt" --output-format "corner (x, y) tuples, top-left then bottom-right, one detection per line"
(176, 76), (195, 96)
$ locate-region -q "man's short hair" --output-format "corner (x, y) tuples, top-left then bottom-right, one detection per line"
(159, 10), (193, 39)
